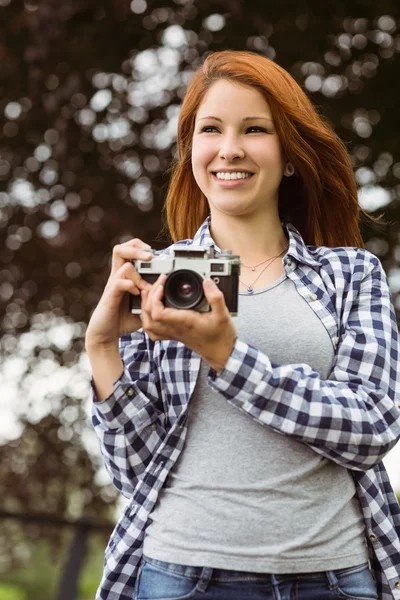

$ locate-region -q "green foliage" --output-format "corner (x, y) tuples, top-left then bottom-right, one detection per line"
(77, 534), (107, 599)
(0, 533), (107, 600)
(0, 540), (60, 600)
(0, 584), (25, 600)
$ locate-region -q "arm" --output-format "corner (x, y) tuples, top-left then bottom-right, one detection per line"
(208, 254), (400, 471)
(91, 329), (166, 498)
(86, 238), (167, 497)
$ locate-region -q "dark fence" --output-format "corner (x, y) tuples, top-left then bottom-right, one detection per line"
(0, 509), (113, 600)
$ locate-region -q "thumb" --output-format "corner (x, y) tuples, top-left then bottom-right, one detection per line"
(203, 278), (226, 313)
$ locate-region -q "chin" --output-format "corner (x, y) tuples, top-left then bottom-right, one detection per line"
(214, 205), (255, 217)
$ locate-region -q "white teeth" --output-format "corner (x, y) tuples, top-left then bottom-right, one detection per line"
(215, 172), (252, 180)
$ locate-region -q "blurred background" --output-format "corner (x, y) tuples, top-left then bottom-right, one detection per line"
(1, 0), (400, 598)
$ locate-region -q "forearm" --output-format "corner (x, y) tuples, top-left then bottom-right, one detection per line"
(90, 336), (166, 496)
(208, 338), (400, 471)
(203, 338), (236, 374)
(86, 340), (124, 402)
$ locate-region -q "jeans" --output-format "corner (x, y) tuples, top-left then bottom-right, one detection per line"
(133, 556), (379, 600)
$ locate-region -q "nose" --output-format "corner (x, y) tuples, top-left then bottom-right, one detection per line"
(218, 133), (245, 161)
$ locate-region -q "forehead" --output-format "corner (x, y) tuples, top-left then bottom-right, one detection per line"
(196, 79), (272, 118)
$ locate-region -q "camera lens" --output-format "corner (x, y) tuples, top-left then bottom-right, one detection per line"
(164, 270), (204, 309)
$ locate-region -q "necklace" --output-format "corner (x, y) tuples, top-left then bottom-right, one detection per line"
(241, 255), (277, 272)
(239, 245), (289, 294)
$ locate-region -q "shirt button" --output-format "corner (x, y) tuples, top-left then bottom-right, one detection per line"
(127, 388), (134, 397)
(395, 582), (400, 590)
(332, 336), (339, 346)
(151, 424), (156, 430)
(286, 258), (292, 267)
(308, 293), (317, 301)
(369, 534), (378, 542)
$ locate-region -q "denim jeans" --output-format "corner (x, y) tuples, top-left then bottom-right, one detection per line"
(133, 556), (379, 600)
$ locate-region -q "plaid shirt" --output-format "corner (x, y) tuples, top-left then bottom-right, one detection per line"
(92, 218), (400, 600)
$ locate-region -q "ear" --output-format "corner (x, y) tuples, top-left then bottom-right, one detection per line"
(284, 162), (295, 177)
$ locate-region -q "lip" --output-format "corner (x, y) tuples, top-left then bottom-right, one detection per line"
(211, 172), (254, 187)
(212, 169), (254, 174)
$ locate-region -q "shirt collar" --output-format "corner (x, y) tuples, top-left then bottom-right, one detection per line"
(188, 216), (321, 268)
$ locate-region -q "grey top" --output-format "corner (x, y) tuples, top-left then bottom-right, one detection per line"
(143, 274), (369, 572)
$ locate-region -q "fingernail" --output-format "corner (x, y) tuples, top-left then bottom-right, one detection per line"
(143, 243), (151, 250)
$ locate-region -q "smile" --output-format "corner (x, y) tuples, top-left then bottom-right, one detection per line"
(213, 172), (253, 180)
(211, 172), (254, 187)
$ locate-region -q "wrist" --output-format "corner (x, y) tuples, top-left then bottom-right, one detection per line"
(205, 337), (236, 374)
(85, 336), (119, 356)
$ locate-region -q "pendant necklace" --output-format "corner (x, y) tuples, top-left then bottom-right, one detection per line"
(239, 244), (289, 294)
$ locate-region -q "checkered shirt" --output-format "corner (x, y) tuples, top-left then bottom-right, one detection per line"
(92, 217), (400, 600)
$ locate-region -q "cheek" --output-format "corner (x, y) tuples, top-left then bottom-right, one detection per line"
(191, 139), (214, 184)
(256, 141), (285, 171)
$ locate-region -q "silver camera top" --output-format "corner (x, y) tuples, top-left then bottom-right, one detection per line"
(134, 245), (240, 278)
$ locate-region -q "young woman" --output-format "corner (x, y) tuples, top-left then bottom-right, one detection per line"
(86, 51), (400, 600)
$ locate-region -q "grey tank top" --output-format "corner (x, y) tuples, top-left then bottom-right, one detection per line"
(143, 274), (369, 573)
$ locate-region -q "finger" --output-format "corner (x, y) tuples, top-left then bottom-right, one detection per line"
(146, 274), (167, 318)
(140, 289), (168, 339)
(153, 273), (167, 299)
(114, 261), (152, 293)
(140, 288), (150, 313)
(152, 277), (167, 317)
(140, 286), (164, 321)
(202, 279), (227, 318)
(101, 277), (139, 312)
(139, 298), (150, 330)
(111, 239), (152, 275)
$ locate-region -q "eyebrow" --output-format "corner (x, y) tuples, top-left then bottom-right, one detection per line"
(197, 116), (274, 123)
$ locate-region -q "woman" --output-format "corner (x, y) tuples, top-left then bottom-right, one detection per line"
(86, 51), (400, 600)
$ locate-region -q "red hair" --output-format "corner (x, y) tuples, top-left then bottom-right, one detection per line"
(163, 50), (366, 247)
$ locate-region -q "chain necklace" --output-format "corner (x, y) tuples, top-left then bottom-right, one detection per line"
(239, 245), (289, 294)
(241, 255), (277, 272)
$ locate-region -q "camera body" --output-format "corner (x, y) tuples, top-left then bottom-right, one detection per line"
(130, 245), (240, 315)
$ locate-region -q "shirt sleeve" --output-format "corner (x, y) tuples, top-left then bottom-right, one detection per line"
(91, 330), (165, 498)
(208, 253), (400, 471)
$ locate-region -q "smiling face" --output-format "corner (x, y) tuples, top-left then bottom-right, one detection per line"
(191, 79), (286, 221)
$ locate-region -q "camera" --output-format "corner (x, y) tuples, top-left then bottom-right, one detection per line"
(130, 246), (240, 315)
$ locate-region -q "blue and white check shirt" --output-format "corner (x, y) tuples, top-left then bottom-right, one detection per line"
(92, 217), (400, 600)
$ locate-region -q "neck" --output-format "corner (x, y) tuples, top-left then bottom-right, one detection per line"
(209, 211), (288, 265)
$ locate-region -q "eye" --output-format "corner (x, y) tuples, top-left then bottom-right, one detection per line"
(200, 125), (219, 133)
(246, 126), (269, 133)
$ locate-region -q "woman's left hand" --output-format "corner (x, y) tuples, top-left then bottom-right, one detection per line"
(140, 274), (237, 373)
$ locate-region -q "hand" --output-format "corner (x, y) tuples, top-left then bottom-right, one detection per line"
(140, 274), (237, 373)
(85, 238), (153, 349)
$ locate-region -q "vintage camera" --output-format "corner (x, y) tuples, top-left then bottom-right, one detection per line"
(130, 246), (240, 315)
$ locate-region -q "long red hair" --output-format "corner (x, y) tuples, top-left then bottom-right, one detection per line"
(163, 50), (366, 247)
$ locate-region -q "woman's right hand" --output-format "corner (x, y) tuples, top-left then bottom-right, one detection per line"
(85, 238), (153, 348)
